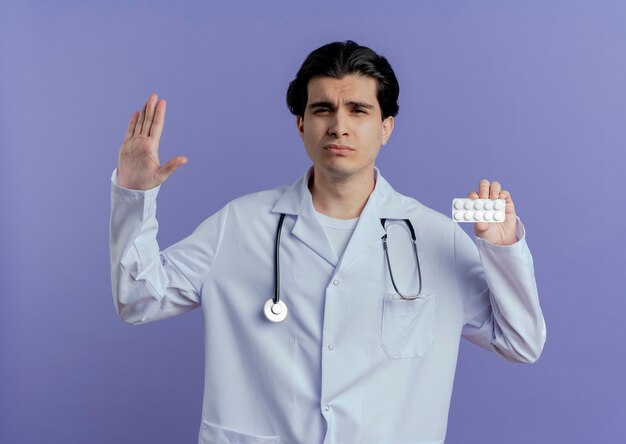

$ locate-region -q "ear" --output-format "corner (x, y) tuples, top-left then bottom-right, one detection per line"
(296, 115), (304, 138)
(381, 116), (394, 145)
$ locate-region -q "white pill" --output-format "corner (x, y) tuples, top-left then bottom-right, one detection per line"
(452, 198), (505, 224)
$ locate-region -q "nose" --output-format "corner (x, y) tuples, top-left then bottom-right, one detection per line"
(327, 112), (349, 138)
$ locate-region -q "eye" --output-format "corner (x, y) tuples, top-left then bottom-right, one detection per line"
(313, 107), (330, 114)
(353, 108), (367, 114)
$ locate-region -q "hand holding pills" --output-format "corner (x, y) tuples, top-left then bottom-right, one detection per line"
(459, 180), (518, 246)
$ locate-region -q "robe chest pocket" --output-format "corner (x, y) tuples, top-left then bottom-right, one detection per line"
(200, 420), (280, 443)
(381, 292), (436, 359)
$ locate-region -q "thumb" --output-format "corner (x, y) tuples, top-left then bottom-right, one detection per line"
(159, 155), (188, 181)
(473, 221), (490, 237)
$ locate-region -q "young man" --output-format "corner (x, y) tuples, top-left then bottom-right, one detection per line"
(111, 41), (545, 443)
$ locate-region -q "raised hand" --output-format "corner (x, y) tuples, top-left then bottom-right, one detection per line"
(467, 179), (518, 246)
(118, 93), (187, 190)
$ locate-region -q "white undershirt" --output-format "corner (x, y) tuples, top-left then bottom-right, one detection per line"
(315, 210), (359, 260)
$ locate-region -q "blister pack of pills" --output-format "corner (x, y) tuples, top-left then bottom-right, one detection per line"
(452, 198), (506, 223)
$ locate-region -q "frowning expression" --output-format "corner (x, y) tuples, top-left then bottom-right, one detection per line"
(296, 75), (394, 180)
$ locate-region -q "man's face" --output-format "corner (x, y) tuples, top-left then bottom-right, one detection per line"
(296, 74), (394, 181)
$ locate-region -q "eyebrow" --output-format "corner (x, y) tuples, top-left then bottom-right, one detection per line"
(307, 100), (375, 110)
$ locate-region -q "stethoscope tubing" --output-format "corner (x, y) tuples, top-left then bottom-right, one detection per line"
(273, 213), (286, 305)
(380, 218), (423, 300)
(266, 214), (425, 322)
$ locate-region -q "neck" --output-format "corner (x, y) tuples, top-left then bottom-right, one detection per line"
(309, 166), (376, 219)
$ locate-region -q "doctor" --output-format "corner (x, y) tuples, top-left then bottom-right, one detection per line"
(110, 41), (545, 443)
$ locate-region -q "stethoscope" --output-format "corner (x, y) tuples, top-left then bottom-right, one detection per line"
(263, 214), (424, 322)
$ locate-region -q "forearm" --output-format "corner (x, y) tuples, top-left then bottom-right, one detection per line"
(459, 219), (546, 363)
(109, 170), (199, 325)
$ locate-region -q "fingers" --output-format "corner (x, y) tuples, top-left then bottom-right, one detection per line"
(470, 180), (516, 216)
(478, 179), (501, 199)
(500, 189), (516, 215)
(132, 94), (159, 137)
(489, 181), (501, 199)
(141, 93), (158, 136)
(123, 112), (139, 143)
(150, 99), (166, 140)
(478, 179), (489, 199)
(133, 100), (147, 136)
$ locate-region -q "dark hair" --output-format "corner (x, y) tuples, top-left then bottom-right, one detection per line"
(286, 40), (399, 120)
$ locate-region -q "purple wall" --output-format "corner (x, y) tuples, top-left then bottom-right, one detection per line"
(1, 1), (624, 442)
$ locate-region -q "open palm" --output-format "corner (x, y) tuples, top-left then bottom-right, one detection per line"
(118, 93), (187, 190)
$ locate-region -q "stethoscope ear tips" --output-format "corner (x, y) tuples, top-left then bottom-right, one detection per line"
(264, 298), (288, 322)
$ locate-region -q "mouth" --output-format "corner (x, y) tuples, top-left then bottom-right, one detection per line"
(324, 144), (354, 154)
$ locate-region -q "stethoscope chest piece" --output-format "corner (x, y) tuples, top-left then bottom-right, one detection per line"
(264, 298), (288, 323)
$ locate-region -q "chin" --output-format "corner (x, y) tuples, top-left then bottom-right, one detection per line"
(316, 161), (369, 179)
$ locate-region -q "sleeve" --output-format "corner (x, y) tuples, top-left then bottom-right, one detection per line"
(455, 217), (546, 363)
(109, 170), (229, 325)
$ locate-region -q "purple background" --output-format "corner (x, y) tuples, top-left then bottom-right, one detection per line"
(1, 1), (624, 442)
